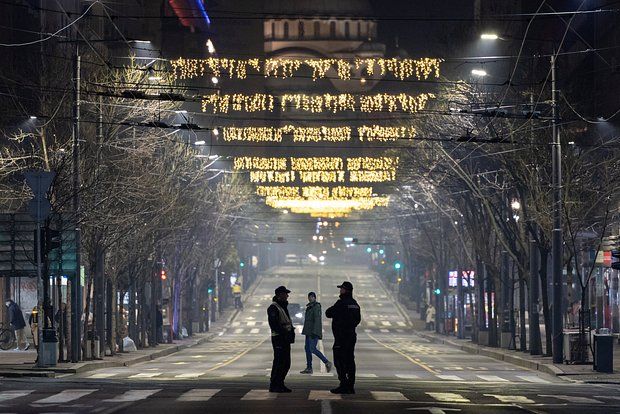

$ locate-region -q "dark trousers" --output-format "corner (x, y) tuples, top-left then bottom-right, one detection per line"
(333, 335), (356, 389)
(270, 337), (291, 387)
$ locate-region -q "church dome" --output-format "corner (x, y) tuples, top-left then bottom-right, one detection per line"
(265, 0), (374, 18)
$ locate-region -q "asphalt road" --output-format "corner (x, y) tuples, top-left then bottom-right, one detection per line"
(1, 265), (619, 414)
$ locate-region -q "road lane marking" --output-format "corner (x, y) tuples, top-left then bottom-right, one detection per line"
(476, 375), (508, 382)
(0, 390), (33, 402)
(395, 374), (420, 379)
(246, 321), (256, 326)
(104, 389), (161, 402)
(540, 395), (603, 404)
(397, 321), (407, 327)
(484, 394), (534, 404)
(177, 389), (220, 402)
(241, 390), (277, 400)
(33, 389), (95, 404)
(381, 321), (392, 326)
(371, 391), (408, 401)
(250, 328), (260, 334)
(516, 375), (549, 383)
(436, 375), (463, 381)
(129, 373), (162, 378)
(367, 333), (438, 374)
(175, 372), (205, 379)
(309, 390), (341, 400)
(205, 338), (267, 372)
(88, 373), (117, 379)
(357, 373), (377, 378)
(427, 392), (470, 403)
(234, 328), (244, 334)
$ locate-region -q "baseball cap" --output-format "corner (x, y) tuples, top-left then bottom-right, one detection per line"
(337, 281), (353, 291)
(275, 285), (291, 294)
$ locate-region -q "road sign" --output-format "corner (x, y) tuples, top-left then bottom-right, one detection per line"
(24, 171), (55, 222)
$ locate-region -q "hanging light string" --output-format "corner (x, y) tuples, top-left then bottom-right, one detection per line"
(234, 156), (398, 172)
(170, 57), (442, 81)
(222, 125), (416, 142)
(201, 92), (434, 114)
(249, 170), (396, 184)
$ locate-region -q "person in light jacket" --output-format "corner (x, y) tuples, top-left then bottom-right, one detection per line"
(300, 292), (332, 374)
(426, 304), (436, 331)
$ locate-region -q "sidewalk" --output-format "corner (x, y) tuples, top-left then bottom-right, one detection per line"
(0, 307), (239, 378)
(402, 304), (620, 384)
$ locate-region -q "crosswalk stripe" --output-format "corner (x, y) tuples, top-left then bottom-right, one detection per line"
(232, 322), (240, 327)
(241, 390), (277, 400)
(0, 390), (33, 402)
(175, 372), (205, 379)
(246, 321), (256, 326)
(397, 321), (407, 327)
(308, 390), (341, 400)
(381, 321), (392, 326)
(104, 389), (161, 403)
(477, 375), (509, 382)
(234, 328), (244, 334)
(380, 329), (389, 333)
(516, 375), (549, 384)
(427, 392), (470, 403)
(436, 375), (463, 381)
(129, 372), (162, 378)
(33, 389), (95, 404)
(371, 391), (408, 401)
(250, 328), (260, 334)
(88, 373), (117, 379)
(395, 374), (419, 379)
(540, 395), (603, 404)
(177, 389), (220, 402)
(485, 394), (534, 404)
(357, 373), (377, 378)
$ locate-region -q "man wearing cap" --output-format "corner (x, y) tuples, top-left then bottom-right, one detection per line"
(326, 281), (361, 394)
(267, 285), (295, 392)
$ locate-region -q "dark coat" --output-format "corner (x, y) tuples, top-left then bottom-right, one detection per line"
(7, 301), (26, 330)
(267, 297), (295, 344)
(302, 301), (323, 339)
(326, 293), (361, 342)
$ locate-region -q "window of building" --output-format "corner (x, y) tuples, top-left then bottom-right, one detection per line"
(283, 21), (289, 39)
(299, 21), (305, 39)
(357, 21), (361, 39)
(330, 21), (336, 38)
(314, 21), (320, 38)
(345, 21), (350, 39)
(271, 22), (275, 40)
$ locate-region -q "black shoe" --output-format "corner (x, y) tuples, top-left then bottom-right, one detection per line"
(330, 386), (351, 394)
(280, 385), (292, 393)
(269, 385), (292, 393)
(348, 388), (355, 394)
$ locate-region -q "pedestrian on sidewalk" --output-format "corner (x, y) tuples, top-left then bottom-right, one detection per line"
(300, 292), (332, 374)
(267, 285), (295, 393)
(326, 281), (361, 394)
(232, 281), (243, 309)
(5, 299), (30, 351)
(426, 303), (436, 331)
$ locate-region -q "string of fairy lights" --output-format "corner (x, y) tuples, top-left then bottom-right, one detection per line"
(171, 55), (442, 216)
(170, 57), (442, 81)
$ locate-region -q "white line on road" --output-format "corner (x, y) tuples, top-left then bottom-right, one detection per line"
(371, 391), (408, 401)
(0, 390), (33, 402)
(234, 328), (244, 334)
(309, 390), (341, 400)
(476, 375), (509, 382)
(129, 372), (162, 379)
(33, 389), (95, 404)
(104, 389), (161, 402)
(250, 328), (260, 334)
(177, 389), (220, 402)
(516, 375), (549, 384)
(427, 392), (470, 403)
(540, 395), (603, 404)
(175, 372), (205, 379)
(88, 373), (117, 379)
(485, 394), (534, 404)
(395, 374), (420, 379)
(241, 389), (277, 400)
(436, 375), (463, 381)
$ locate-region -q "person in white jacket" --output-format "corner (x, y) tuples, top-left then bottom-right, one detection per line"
(425, 304), (436, 331)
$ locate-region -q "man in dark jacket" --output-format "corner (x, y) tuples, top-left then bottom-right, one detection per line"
(267, 285), (295, 392)
(300, 292), (332, 374)
(5, 299), (29, 351)
(325, 281), (360, 394)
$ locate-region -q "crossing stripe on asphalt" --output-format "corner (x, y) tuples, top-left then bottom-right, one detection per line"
(485, 394), (535, 404)
(0, 390), (33, 402)
(129, 372), (162, 379)
(89, 373), (117, 379)
(476, 375), (509, 382)
(395, 374), (420, 379)
(516, 375), (549, 384)
(241, 390), (277, 400)
(370, 391), (408, 401)
(175, 372), (205, 379)
(250, 328), (260, 334)
(308, 390), (341, 400)
(177, 389), (220, 402)
(427, 392), (470, 403)
(104, 389), (161, 402)
(540, 395), (603, 404)
(33, 389), (95, 404)
(436, 375), (463, 381)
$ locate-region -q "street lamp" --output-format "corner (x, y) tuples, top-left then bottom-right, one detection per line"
(480, 33), (499, 40)
(471, 69), (488, 77)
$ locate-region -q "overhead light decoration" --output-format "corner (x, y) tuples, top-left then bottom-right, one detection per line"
(256, 186), (374, 199)
(222, 125), (416, 143)
(233, 156), (398, 172)
(357, 125), (416, 141)
(201, 93), (434, 114)
(170, 57), (442, 81)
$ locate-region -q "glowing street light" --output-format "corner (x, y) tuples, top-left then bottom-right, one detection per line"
(206, 39), (216, 54)
(471, 69), (488, 77)
(480, 33), (499, 40)
(211, 76), (219, 85)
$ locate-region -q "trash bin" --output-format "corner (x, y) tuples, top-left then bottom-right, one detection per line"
(593, 334), (614, 373)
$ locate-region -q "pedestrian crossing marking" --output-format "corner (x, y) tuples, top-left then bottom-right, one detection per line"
(104, 389), (161, 402)
(371, 391), (408, 401)
(250, 328), (260, 334)
(427, 392), (470, 403)
(540, 395), (603, 404)
(485, 394), (534, 404)
(0, 390), (33, 402)
(381, 321), (392, 326)
(129, 372), (162, 379)
(232, 322), (240, 327)
(241, 390), (277, 400)
(397, 321), (407, 327)
(234, 328), (244, 334)
(357, 373), (378, 378)
(516, 375), (549, 384)
(33, 389), (95, 404)
(380, 329), (389, 333)
(395, 374), (420, 379)
(246, 321), (256, 326)
(177, 389), (220, 402)
(88, 373), (117, 379)
(436, 375), (463, 381)
(309, 390), (341, 400)
(175, 372), (205, 379)
(476, 375), (509, 382)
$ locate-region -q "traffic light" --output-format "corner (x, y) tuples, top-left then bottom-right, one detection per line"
(433, 288), (441, 295)
(160, 269), (167, 280)
(240, 261), (245, 268)
(366, 247), (372, 253)
(394, 261), (402, 270)
(45, 229), (61, 252)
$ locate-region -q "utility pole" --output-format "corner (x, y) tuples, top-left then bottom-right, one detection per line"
(70, 46), (82, 363)
(551, 53), (564, 364)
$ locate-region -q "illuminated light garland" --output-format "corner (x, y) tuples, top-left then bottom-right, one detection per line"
(201, 93), (434, 114)
(221, 125), (415, 143)
(249, 171), (295, 183)
(349, 170), (396, 182)
(291, 157), (343, 171)
(265, 197), (390, 212)
(170, 57), (442, 81)
(299, 171), (346, 183)
(357, 125), (416, 141)
(347, 156), (399, 171)
(234, 157), (287, 171)
(255, 186), (374, 199)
